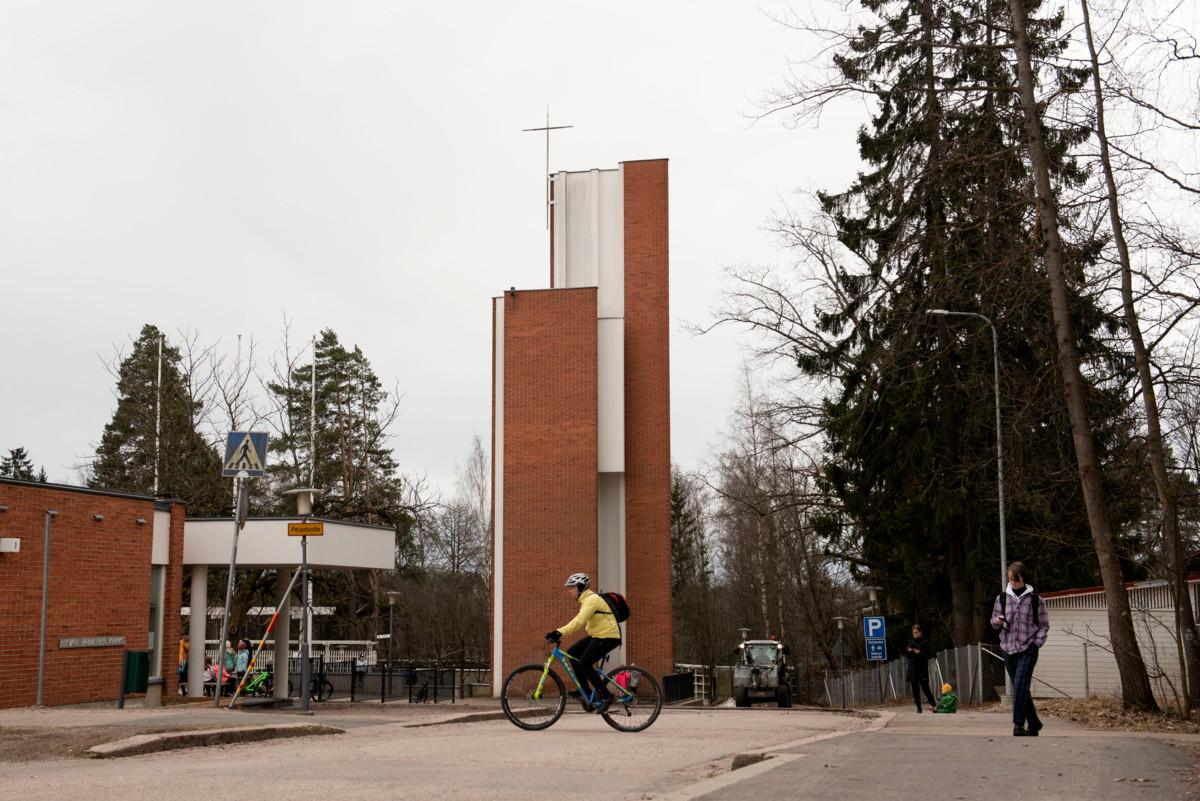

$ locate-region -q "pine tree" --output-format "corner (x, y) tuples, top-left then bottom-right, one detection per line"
(0, 447), (47, 482)
(796, 0), (1138, 644)
(265, 328), (414, 638)
(266, 329), (406, 521)
(92, 324), (228, 515)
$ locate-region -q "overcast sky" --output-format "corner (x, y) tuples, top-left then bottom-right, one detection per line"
(0, 1), (863, 494)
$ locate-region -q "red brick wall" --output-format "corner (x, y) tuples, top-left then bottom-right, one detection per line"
(622, 159), (673, 678)
(497, 288), (598, 679)
(0, 480), (184, 708)
(161, 502), (186, 695)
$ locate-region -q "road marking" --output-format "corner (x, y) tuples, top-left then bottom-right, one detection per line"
(654, 754), (807, 801)
(650, 711), (895, 800)
(751, 710), (895, 755)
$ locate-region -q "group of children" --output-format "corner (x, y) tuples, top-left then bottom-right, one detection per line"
(177, 636), (255, 695)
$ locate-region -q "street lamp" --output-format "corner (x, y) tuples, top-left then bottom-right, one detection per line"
(927, 308), (1012, 699)
(833, 616), (851, 709)
(386, 591), (401, 669)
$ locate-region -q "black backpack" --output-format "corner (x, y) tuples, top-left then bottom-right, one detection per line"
(996, 591), (1040, 626)
(599, 591), (630, 623)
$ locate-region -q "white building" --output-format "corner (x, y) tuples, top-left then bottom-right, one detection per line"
(1038, 577), (1200, 703)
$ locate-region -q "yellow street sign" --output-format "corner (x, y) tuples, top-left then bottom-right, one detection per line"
(288, 522), (325, 537)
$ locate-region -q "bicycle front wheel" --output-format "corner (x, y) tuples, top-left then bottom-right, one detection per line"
(312, 678), (333, 702)
(600, 665), (663, 733)
(501, 664), (566, 731)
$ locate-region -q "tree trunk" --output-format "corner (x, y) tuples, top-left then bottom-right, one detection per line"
(972, 578), (991, 644)
(1007, 0), (1159, 711)
(1080, 0), (1199, 715)
(948, 532), (974, 646)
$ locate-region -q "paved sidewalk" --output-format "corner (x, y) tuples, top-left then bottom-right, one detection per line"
(688, 708), (1200, 801)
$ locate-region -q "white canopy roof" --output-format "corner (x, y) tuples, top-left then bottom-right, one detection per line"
(184, 517), (394, 570)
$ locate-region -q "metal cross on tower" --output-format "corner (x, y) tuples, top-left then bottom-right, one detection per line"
(523, 108), (573, 228)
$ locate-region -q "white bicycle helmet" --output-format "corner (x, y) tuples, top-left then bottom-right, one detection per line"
(564, 572), (590, 590)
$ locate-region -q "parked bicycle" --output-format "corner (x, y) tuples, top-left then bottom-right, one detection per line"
(237, 664), (333, 702)
(241, 666), (276, 697)
(500, 641), (662, 732)
(307, 665), (334, 702)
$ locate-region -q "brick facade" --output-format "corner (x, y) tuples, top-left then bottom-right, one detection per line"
(622, 159), (673, 679)
(491, 158), (672, 688)
(496, 288), (599, 679)
(0, 479), (185, 708)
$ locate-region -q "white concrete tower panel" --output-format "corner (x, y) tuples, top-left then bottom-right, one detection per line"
(551, 166), (628, 660)
(491, 297), (505, 695)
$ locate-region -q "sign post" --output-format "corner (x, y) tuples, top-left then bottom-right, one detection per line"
(300, 533), (310, 714)
(863, 615), (887, 704)
(214, 432), (269, 708)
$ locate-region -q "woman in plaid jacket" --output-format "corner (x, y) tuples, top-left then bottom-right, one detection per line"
(991, 561), (1050, 736)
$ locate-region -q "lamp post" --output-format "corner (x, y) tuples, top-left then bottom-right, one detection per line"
(833, 616), (851, 709)
(926, 309), (1012, 698)
(386, 592), (401, 668)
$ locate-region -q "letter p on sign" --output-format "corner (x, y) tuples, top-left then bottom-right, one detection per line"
(863, 616), (886, 640)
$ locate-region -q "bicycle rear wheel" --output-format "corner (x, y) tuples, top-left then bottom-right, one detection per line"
(313, 678), (334, 702)
(600, 665), (663, 733)
(501, 664), (566, 731)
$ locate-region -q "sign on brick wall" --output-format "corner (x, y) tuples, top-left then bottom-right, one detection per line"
(59, 636), (126, 649)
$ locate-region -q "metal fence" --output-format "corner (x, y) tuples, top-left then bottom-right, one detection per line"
(824, 644), (1010, 708)
(204, 640), (381, 668)
(349, 663), (490, 704)
(199, 644), (489, 704)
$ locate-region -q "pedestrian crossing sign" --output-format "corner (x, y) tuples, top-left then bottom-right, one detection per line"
(222, 432), (268, 477)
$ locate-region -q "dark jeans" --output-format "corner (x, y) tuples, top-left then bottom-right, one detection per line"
(909, 679), (936, 711)
(567, 636), (620, 700)
(1004, 644), (1042, 729)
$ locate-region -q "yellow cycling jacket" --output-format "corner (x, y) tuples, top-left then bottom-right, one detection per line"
(557, 589), (621, 640)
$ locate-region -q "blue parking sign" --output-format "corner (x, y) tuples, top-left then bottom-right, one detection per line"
(863, 616), (886, 640)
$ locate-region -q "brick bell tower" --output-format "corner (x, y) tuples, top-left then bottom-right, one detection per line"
(490, 158), (671, 692)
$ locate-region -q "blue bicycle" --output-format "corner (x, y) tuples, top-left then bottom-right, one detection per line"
(500, 641), (663, 733)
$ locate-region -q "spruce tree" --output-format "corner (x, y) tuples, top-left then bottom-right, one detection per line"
(799, 0), (1137, 644)
(0, 447), (47, 482)
(92, 324), (228, 514)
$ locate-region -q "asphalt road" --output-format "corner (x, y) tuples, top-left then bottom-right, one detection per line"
(0, 704), (1193, 801)
(0, 706), (875, 801)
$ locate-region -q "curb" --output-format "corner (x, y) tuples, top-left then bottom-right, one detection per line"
(87, 724), (343, 759)
(402, 709), (542, 728)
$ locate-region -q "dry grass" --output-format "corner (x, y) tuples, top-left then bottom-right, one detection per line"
(1039, 696), (1200, 734)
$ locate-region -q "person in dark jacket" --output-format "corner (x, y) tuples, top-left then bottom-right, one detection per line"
(905, 624), (937, 712)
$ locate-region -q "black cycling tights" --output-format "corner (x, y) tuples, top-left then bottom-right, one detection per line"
(567, 636), (621, 699)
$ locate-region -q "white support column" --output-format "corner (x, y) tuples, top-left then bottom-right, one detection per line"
(274, 568), (292, 700)
(492, 297), (505, 696)
(187, 565), (208, 698)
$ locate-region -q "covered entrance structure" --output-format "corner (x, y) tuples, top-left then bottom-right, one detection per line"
(182, 515), (393, 699)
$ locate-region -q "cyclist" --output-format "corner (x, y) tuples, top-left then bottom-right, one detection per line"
(545, 572), (621, 713)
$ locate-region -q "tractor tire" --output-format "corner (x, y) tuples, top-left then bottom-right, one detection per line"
(734, 687), (751, 708)
(776, 684), (793, 708)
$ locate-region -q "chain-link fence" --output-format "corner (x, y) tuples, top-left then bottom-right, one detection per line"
(823, 643), (1010, 708)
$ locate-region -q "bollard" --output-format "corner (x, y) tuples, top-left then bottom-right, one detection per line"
(118, 650), (129, 710)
